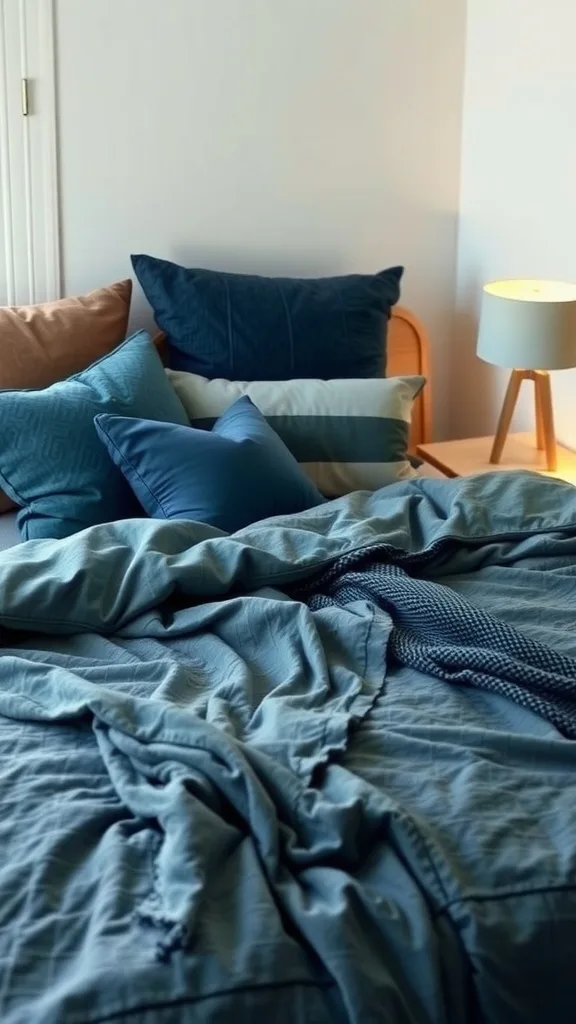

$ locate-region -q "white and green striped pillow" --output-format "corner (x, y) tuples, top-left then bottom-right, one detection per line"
(167, 370), (425, 497)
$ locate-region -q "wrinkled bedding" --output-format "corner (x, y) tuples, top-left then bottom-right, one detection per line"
(1, 471), (576, 1023)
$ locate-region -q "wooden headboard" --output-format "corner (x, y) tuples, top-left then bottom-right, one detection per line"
(387, 305), (432, 449)
(154, 303), (431, 449)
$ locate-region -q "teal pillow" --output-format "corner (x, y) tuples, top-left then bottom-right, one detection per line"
(0, 331), (189, 540)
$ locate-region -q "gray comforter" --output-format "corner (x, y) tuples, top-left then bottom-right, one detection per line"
(1, 471), (576, 1023)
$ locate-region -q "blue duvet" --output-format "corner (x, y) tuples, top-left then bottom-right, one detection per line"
(1, 471), (576, 1023)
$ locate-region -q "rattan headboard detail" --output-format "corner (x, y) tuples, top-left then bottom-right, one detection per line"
(387, 305), (432, 450)
(154, 303), (431, 450)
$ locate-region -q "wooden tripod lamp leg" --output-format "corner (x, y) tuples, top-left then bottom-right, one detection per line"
(490, 369), (523, 464)
(535, 371), (557, 472)
(534, 379), (545, 451)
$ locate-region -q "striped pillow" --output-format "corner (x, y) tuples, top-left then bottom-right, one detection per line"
(167, 371), (425, 497)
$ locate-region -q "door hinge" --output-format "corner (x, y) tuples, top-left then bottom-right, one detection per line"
(21, 78), (29, 116)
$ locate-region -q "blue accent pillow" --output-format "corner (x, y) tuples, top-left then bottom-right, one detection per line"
(0, 331), (190, 540)
(94, 396), (325, 534)
(131, 254), (403, 380)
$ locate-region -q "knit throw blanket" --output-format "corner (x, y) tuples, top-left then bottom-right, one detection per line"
(291, 545), (576, 739)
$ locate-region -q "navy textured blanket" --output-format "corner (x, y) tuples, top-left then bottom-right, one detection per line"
(294, 545), (576, 738)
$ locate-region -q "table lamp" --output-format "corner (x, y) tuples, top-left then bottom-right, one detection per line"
(477, 279), (576, 472)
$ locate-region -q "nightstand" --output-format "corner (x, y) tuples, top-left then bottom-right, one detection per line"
(416, 432), (576, 484)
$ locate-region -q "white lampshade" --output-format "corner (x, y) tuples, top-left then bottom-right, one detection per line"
(477, 279), (576, 370)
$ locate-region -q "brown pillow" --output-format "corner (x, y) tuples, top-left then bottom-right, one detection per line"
(0, 279), (132, 389)
(0, 279), (132, 514)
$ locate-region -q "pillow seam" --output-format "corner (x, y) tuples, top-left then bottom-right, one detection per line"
(275, 282), (295, 374)
(224, 277), (234, 380)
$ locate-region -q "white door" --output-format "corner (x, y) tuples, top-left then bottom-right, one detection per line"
(0, 0), (60, 306)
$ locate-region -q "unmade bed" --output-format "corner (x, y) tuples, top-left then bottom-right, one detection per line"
(1, 306), (576, 1023)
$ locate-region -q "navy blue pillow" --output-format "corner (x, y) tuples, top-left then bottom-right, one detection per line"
(94, 397), (325, 534)
(131, 254), (403, 380)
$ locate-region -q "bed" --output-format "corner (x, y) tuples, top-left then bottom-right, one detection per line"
(1, 302), (576, 1024)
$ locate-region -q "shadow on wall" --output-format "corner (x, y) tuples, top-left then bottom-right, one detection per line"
(172, 245), (345, 278)
(448, 307), (500, 440)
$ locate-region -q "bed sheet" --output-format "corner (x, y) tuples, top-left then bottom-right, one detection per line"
(1, 472), (576, 1023)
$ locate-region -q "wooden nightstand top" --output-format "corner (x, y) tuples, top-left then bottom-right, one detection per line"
(416, 432), (576, 484)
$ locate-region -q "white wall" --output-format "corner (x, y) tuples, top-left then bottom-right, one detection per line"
(456, 0), (576, 444)
(55, 0), (466, 438)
